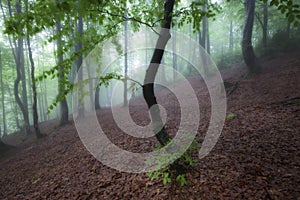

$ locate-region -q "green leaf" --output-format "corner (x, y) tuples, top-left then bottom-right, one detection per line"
(226, 113), (236, 120)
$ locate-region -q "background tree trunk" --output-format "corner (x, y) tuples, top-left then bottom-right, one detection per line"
(242, 0), (261, 74)
(0, 49), (7, 137)
(229, 20), (234, 51)
(76, 13), (85, 118)
(56, 15), (69, 126)
(123, 9), (128, 107)
(262, 2), (268, 49)
(14, 0), (30, 135)
(26, 36), (43, 138)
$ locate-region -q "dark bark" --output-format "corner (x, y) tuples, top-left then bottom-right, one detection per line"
(56, 13), (69, 126)
(286, 21), (290, 39)
(13, 1), (30, 135)
(0, 49), (7, 136)
(95, 87), (101, 110)
(26, 10), (44, 138)
(142, 0), (175, 146)
(0, 139), (9, 151)
(75, 14), (85, 118)
(262, 2), (268, 49)
(242, 0), (261, 74)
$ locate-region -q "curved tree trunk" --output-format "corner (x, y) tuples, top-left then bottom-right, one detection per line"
(143, 0), (175, 146)
(14, 1), (30, 135)
(242, 0), (261, 74)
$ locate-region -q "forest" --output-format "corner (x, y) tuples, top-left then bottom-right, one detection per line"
(0, 0), (299, 199)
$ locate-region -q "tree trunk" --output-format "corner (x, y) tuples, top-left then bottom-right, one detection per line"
(26, 26), (44, 138)
(262, 2), (268, 49)
(123, 10), (128, 107)
(286, 21), (290, 39)
(75, 13), (85, 118)
(229, 20), (234, 51)
(56, 14), (69, 126)
(143, 0), (175, 146)
(242, 0), (261, 74)
(0, 49), (7, 136)
(95, 87), (101, 110)
(172, 28), (177, 81)
(8, 85), (20, 129)
(14, 0), (30, 135)
(0, 139), (9, 151)
(206, 19), (210, 55)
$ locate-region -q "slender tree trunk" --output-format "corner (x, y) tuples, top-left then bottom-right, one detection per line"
(0, 49), (7, 136)
(286, 21), (290, 39)
(242, 0), (261, 74)
(8, 85), (20, 129)
(123, 9), (128, 107)
(262, 2), (268, 49)
(25, 43), (33, 110)
(206, 19), (210, 55)
(14, 0), (30, 135)
(95, 87), (101, 110)
(26, 36), (43, 138)
(75, 13), (85, 117)
(172, 28), (177, 81)
(56, 15), (69, 125)
(229, 20), (234, 51)
(143, 0), (175, 146)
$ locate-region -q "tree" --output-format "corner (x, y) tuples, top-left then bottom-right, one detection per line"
(0, 0), (31, 135)
(75, 13), (85, 118)
(143, 0), (175, 146)
(255, 1), (268, 50)
(242, 0), (261, 74)
(25, 0), (43, 138)
(56, 13), (69, 126)
(0, 48), (7, 137)
(123, 9), (129, 107)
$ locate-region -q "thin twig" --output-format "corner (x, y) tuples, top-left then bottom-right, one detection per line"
(89, 8), (161, 35)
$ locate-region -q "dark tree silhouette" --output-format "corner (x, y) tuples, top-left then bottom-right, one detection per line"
(242, 0), (261, 74)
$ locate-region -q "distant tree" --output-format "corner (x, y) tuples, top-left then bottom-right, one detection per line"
(242, 0), (261, 74)
(123, 9), (129, 107)
(55, 12), (69, 126)
(255, 1), (269, 50)
(25, 0), (43, 138)
(75, 13), (85, 118)
(0, 49), (7, 137)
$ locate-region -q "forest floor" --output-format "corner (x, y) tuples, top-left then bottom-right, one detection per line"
(0, 51), (299, 199)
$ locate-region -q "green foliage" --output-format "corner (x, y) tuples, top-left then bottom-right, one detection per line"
(226, 113), (236, 120)
(146, 139), (200, 187)
(269, 0), (300, 26)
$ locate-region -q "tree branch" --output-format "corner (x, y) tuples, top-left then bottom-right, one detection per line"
(89, 8), (162, 35)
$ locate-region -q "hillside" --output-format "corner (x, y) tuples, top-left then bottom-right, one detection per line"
(0, 51), (299, 199)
